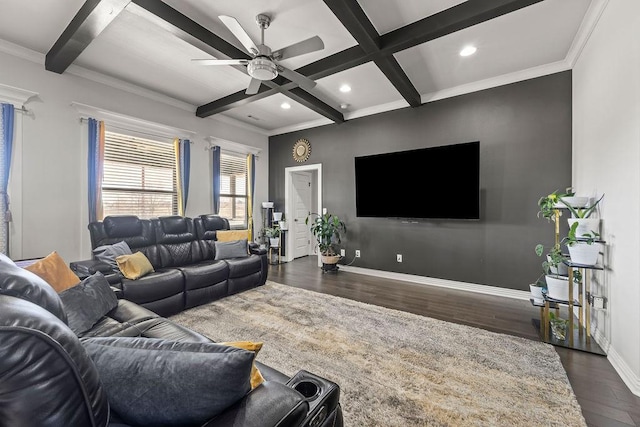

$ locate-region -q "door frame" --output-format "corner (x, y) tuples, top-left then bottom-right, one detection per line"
(284, 163), (322, 265)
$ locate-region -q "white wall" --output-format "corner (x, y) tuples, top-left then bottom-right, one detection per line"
(0, 50), (269, 264)
(573, 0), (640, 394)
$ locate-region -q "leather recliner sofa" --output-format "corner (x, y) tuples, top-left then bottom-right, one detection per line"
(80, 214), (268, 317)
(0, 253), (343, 427)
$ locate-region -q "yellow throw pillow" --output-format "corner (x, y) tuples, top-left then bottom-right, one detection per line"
(116, 252), (155, 280)
(221, 341), (265, 389)
(216, 229), (250, 242)
(24, 251), (80, 293)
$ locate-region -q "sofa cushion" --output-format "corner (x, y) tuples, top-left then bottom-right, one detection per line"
(81, 337), (254, 426)
(0, 295), (109, 426)
(0, 256), (68, 323)
(116, 251), (155, 280)
(216, 229), (250, 242)
(24, 251), (81, 293)
(103, 215), (143, 238)
(225, 254), (262, 278)
(221, 341), (265, 389)
(59, 272), (118, 335)
(215, 239), (249, 260)
(93, 241), (132, 272)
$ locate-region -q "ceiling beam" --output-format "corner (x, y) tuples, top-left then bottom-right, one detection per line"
(380, 0), (545, 54)
(45, 0), (130, 73)
(127, 0), (343, 122)
(323, 0), (420, 107)
(287, 88), (344, 123)
(187, 0), (545, 120)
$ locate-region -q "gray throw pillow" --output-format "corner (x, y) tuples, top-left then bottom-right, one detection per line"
(59, 272), (118, 335)
(93, 241), (132, 272)
(214, 239), (249, 260)
(81, 337), (254, 426)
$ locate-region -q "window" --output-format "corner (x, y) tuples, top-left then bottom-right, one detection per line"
(219, 151), (247, 228)
(102, 131), (177, 219)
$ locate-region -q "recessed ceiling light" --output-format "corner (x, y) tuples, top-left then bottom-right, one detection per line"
(339, 84), (351, 93)
(281, 102), (291, 109)
(459, 46), (477, 57)
(340, 103), (349, 109)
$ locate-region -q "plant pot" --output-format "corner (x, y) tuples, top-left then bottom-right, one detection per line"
(550, 318), (568, 340)
(545, 275), (577, 301)
(321, 255), (341, 265)
(269, 237), (280, 248)
(262, 202), (274, 208)
(279, 220), (288, 230)
(530, 284), (544, 304)
(558, 196), (590, 208)
(568, 242), (602, 266)
(273, 212), (283, 221)
(567, 218), (600, 237)
(547, 255), (568, 276)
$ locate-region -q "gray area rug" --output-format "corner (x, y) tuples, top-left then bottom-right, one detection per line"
(169, 281), (586, 426)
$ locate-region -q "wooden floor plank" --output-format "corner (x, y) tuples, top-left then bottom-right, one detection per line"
(268, 256), (639, 427)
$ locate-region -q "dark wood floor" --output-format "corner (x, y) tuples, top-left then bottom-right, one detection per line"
(268, 256), (640, 427)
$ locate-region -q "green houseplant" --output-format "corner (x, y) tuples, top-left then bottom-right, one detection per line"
(537, 187), (574, 222)
(563, 221), (602, 266)
(264, 225), (281, 247)
(305, 212), (346, 266)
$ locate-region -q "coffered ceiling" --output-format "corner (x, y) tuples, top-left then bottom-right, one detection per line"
(0, 0), (600, 135)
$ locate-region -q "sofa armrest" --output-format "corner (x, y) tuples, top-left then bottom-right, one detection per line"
(201, 381), (308, 427)
(69, 259), (114, 279)
(248, 242), (267, 256)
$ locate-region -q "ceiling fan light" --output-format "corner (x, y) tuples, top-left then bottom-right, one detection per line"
(248, 57), (278, 80)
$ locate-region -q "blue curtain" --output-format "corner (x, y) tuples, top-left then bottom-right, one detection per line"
(179, 139), (190, 214)
(1, 103), (14, 255)
(212, 146), (221, 214)
(87, 118), (99, 223)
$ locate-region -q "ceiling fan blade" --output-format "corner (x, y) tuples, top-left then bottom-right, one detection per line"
(219, 15), (259, 56)
(278, 66), (317, 91)
(191, 59), (249, 66)
(245, 78), (262, 95)
(272, 36), (324, 60)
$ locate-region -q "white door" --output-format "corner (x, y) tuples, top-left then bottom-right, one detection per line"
(292, 172), (312, 259)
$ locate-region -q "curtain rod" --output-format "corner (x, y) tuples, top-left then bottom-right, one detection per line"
(79, 117), (194, 142)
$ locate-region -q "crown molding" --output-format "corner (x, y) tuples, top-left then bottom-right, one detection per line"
(422, 60), (571, 104)
(267, 118), (334, 136)
(565, 0), (610, 67)
(0, 39), (43, 64)
(212, 113), (270, 136)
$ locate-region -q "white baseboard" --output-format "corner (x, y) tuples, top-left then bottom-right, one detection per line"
(596, 330), (640, 397)
(339, 265), (530, 300)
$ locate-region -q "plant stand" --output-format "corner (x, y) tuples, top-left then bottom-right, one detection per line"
(321, 262), (339, 273)
(530, 205), (607, 356)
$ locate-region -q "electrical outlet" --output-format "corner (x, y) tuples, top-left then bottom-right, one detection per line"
(355, 250), (361, 258)
(593, 295), (606, 309)
(340, 249), (345, 257)
(396, 254), (402, 262)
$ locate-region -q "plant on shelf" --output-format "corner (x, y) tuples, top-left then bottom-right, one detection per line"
(560, 193), (604, 219)
(264, 225), (281, 247)
(305, 212), (347, 267)
(562, 221), (602, 266)
(537, 187), (574, 222)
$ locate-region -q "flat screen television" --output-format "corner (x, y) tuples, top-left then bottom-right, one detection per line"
(354, 141), (480, 219)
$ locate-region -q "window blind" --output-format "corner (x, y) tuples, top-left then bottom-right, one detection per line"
(102, 131), (177, 219)
(219, 151), (247, 227)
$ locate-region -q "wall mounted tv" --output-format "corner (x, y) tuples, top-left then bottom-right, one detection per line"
(354, 141), (480, 220)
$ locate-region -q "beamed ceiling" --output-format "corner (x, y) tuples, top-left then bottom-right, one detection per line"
(0, 0), (598, 135)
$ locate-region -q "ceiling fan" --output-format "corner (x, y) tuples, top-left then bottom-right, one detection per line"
(193, 13), (324, 95)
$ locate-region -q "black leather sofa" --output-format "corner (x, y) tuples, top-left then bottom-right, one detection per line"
(78, 214), (268, 317)
(0, 253), (343, 427)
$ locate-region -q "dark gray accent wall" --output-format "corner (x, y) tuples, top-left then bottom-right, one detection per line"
(269, 71), (572, 291)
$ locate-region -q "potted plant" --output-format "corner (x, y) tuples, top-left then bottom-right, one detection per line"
(264, 225), (281, 248)
(561, 193), (604, 237)
(537, 187), (573, 222)
(305, 212), (346, 267)
(564, 221), (602, 266)
(534, 243), (581, 301)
